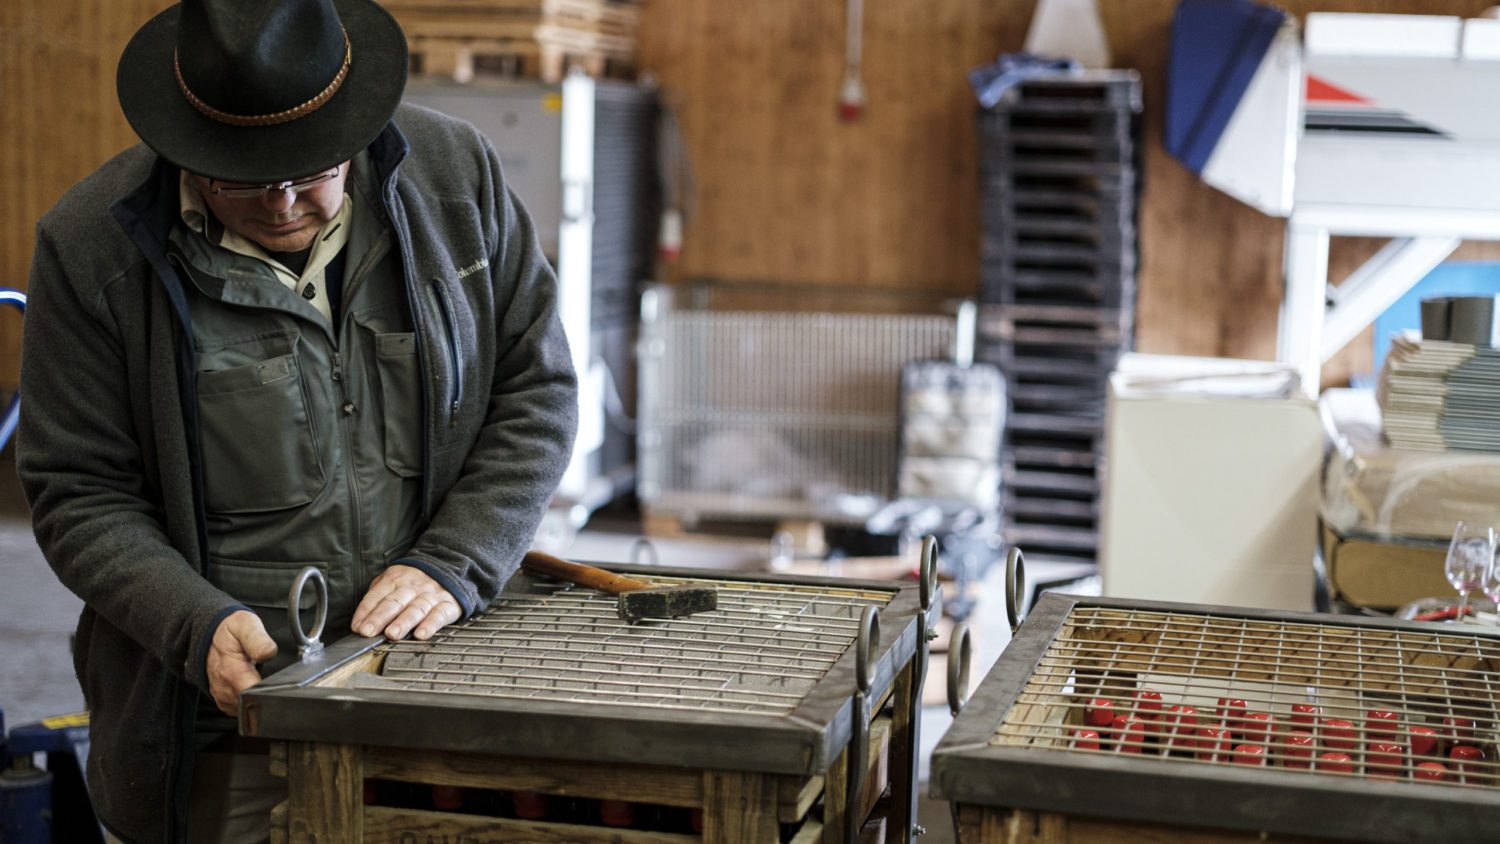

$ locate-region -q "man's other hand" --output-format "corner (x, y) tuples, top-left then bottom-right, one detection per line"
(352, 564), (462, 642)
(207, 610), (278, 717)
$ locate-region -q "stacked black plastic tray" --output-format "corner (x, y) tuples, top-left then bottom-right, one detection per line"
(974, 70), (1142, 566)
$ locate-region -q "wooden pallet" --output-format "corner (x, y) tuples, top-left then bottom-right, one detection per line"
(392, 0), (638, 82)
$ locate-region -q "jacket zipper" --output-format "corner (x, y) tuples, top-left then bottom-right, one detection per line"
(429, 279), (462, 426)
(331, 349), (363, 585)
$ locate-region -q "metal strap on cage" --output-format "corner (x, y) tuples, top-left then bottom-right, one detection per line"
(288, 566), (329, 660)
(847, 604), (879, 844)
(1005, 546), (1026, 633)
(947, 622), (972, 717)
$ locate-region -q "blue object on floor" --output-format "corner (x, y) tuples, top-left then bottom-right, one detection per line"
(0, 709), (101, 844)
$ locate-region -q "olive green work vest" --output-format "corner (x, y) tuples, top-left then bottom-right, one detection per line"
(166, 157), (425, 684)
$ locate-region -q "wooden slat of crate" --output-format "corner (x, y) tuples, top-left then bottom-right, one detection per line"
(954, 805), (1338, 843)
(364, 806), (698, 843)
(365, 746), (704, 806)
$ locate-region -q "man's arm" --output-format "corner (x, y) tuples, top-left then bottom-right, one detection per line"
(391, 149), (579, 619)
(19, 228), (247, 696)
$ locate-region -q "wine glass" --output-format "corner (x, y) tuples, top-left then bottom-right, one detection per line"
(1445, 521), (1494, 622)
(1482, 542), (1500, 625)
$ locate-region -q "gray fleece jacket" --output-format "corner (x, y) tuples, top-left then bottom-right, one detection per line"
(17, 104), (578, 843)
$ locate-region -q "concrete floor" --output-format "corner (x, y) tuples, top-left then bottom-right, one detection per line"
(0, 464), (1014, 842)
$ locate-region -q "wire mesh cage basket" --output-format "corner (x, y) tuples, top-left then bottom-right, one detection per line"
(637, 281), (965, 525)
(931, 592), (1500, 843)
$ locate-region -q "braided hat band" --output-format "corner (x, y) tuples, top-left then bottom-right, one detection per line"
(174, 29), (351, 128)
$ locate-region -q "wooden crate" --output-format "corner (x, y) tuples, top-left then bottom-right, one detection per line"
(263, 644), (910, 843)
(951, 806), (1337, 843)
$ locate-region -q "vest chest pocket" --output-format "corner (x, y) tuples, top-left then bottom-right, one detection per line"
(196, 352), (325, 513)
(375, 332), (423, 477)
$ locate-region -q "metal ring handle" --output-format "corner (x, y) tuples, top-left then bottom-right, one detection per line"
(855, 605), (880, 694)
(947, 622), (973, 717)
(288, 566), (328, 658)
(630, 537), (660, 567)
(919, 535), (937, 611)
(1005, 546), (1026, 634)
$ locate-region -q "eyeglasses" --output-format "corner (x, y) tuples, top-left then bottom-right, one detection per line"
(208, 165), (341, 199)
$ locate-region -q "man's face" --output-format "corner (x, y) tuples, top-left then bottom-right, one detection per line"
(192, 162), (350, 253)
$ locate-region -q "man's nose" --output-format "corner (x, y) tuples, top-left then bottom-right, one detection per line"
(260, 189), (296, 213)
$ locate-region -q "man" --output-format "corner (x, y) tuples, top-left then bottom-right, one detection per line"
(17, 0), (578, 840)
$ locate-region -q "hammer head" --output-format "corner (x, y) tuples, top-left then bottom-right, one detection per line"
(618, 584), (718, 622)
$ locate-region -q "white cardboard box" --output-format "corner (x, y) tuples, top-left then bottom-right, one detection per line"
(1099, 354), (1321, 612)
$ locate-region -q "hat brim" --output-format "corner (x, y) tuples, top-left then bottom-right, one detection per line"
(116, 0), (408, 184)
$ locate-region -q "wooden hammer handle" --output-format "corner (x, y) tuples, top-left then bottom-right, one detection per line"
(522, 550), (652, 595)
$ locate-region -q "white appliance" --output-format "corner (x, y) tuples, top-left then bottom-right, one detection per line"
(1099, 354), (1321, 612)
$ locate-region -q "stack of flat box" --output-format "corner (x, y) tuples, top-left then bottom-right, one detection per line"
(973, 70), (1142, 566)
(385, 0), (640, 81)
(1379, 333), (1500, 453)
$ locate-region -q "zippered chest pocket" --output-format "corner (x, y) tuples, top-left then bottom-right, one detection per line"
(196, 339), (325, 513)
(375, 332), (423, 477)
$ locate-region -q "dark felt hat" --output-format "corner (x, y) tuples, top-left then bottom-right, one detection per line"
(117, 0), (408, 184)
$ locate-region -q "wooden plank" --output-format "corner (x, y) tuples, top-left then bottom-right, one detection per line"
(365, 746), (703, 807)
(777, 774), (823, 824)
(819, 744), (849, 844)
(268, 741), (287, 778)
(287, 742), (363, 843)
(269, 800), (288, 844)
(315, 648), (388, 689)
(363, 805), (698, 844)
(702, 770), (779, 844)
(884, 662), (917, 844)
(955, 807), (1339, 843)
(857, 713), (892, 825)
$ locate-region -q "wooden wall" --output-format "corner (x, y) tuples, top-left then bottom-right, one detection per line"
(6, 1), (1500, 391)
(0, 0), (173, 388)
(638, 0), (1500, 386)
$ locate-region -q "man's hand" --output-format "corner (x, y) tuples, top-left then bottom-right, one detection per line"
(352, 564), (462, 642)
(207, 610), (278, 717)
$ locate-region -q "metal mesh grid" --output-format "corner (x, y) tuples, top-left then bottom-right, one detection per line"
(994, 606), (1500, 789)
(637, 286), (958, 520)
(377, 577), (892, 715)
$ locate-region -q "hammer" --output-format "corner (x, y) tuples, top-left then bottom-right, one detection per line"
(521, 550), (718, 623)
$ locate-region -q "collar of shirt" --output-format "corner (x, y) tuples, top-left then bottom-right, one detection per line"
(178, 172), (352, 325)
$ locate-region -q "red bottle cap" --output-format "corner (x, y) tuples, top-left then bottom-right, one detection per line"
(1409, 725), (1439, 759)
(1233, 744), (1267, 765)
(1366, 710), (1399, 740)
(431, 785), (465, 811)
(1162, 704), (1199, 746)
(1367, 742), (1404, 778)
(1450, 744), (1484, 762)
(1072, 727), (1102, 752)
(1322, 718), (1356, 750)
(599, 800), (635, 827)
(1086, 697), (1116, 728)
(513, 791), (549, 820)
(1283, 730), (1315, 768)
(1317, 751), (1354, 773)
(1112, 715), (1147, 753)
(1290, 703), (1321, 726)
(1443, 716), (1476, 744)
(1241, 711), (1274, 745)
(1414, 761), (1448, 782)
(1197, 727), (1233, 762)
(1135, 688), (1164, 719)
(1217, 697), (1249, 724)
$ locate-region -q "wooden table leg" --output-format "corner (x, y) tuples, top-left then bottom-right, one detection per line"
(286, 742), (364, 844)
(703, 770), (779, 844)
(885, 661), (918, 843)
